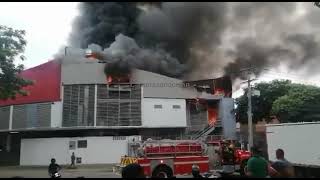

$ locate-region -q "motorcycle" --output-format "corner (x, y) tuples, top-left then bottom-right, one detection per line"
(50, 172), (61, 178)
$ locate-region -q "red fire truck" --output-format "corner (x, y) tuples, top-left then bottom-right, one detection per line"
(117, 138), (251, 177)
(119, 139), (209, 178)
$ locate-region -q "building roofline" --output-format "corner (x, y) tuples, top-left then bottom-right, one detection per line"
(265, 121), (320, 127)
(0, 126), (187, 133)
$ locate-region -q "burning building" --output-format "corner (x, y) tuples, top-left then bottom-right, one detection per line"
(0, 51), (236, 166)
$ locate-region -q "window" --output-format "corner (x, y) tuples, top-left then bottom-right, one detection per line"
(77, 140), (87, 148)
(154, 105), (162, 109)
(172, 105), (181, 109)
(69, 141), (76, 150)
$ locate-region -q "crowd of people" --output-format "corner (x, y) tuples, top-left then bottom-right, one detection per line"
(45, 146), (294, 178)
(245, 147), (294, 178)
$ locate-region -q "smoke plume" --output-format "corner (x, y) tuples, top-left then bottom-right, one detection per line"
(103, 34), (187, 77)
(68, 2), (320, 80)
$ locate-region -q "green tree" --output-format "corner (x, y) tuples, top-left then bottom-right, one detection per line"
(0, 25), (32, 100)
(235, 80), (292, 123)
(271, 84), (320, 122)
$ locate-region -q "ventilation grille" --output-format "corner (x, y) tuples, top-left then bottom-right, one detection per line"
(62, 85), (95, 127)
(96, 84), (142, 126)
(63, 84), (142, 127)
(12, 103), (51, 129)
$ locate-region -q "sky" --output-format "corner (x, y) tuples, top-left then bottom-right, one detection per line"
(0, 2), (79, 68)
(1, 2), (320, 98)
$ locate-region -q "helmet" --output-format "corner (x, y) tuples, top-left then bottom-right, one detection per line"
(51, 158), (56, 164)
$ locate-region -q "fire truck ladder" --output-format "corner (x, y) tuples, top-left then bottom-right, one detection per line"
(192, 123), (216, 141)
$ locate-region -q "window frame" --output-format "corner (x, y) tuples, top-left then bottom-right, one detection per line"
(154, 104), (163, 109)
(172, 105), (181, 109)
(77, 140), (87, 148)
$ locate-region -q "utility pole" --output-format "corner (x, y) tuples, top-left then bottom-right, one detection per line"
(65, 46), (68, 56)
(240, 67), (256, 151)
(247, 70), (254, 151)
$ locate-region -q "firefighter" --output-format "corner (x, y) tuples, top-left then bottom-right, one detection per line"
(221, 140), (235, 164)
(137, 146), (144, 157)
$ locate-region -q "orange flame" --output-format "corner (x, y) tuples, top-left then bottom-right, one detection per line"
(107, 76), (113, 84)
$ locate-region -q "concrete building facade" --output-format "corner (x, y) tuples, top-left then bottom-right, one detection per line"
(0, 55), (236, 165)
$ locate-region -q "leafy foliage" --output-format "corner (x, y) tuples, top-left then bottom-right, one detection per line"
(271, 84), (320, 122)
(235, 80), (320, 123)
(0, 25), (32, 100)
(235, 80), (291, 123)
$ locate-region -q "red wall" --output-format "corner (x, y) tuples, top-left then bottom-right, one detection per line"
(0, 60), (61, 106)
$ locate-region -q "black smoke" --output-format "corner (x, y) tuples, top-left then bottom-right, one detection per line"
(102, 34), (187, 77)
(69, 2), (140, 48)
(68, 2), (320, 80)
(69, 2), (227, 78)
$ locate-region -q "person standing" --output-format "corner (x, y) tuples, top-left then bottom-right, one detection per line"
(245, 146), (269, 178)
(71, 152), (76, 168)
(271, 149), (294, 177)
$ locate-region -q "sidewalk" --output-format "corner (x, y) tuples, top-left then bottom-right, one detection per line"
(0, 164), (115, 171)
(0, 164), (118, 178)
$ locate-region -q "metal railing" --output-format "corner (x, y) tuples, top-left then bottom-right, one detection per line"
(142, 140), (204, 157)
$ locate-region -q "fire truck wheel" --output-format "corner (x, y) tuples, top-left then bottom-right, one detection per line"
(152, 165), (173, 178)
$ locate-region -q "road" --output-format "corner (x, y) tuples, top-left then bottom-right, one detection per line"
(0, 165), (120, 178)
(0, 165), (195, 178)
(0, 165), (241, 178)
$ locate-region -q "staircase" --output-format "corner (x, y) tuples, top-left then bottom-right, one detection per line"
(189, 119), (223, 141)
(192, 124), (216, 140)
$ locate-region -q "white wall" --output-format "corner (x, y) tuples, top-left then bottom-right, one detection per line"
(266, 123), (320, 166)
(131, 69), (198, 99)
(20, 136), (140, 166)
(141, 98), (187, 128)
(20, 138), (69, 166)
(219, 98), (236, 140)
(61, 62), (106, 85)
(51, 102), (62, 128)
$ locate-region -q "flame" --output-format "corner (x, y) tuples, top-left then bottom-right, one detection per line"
(106, 74), (131, 84)
(214, 88), (225, 95)
(107, 76), (113, 84)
